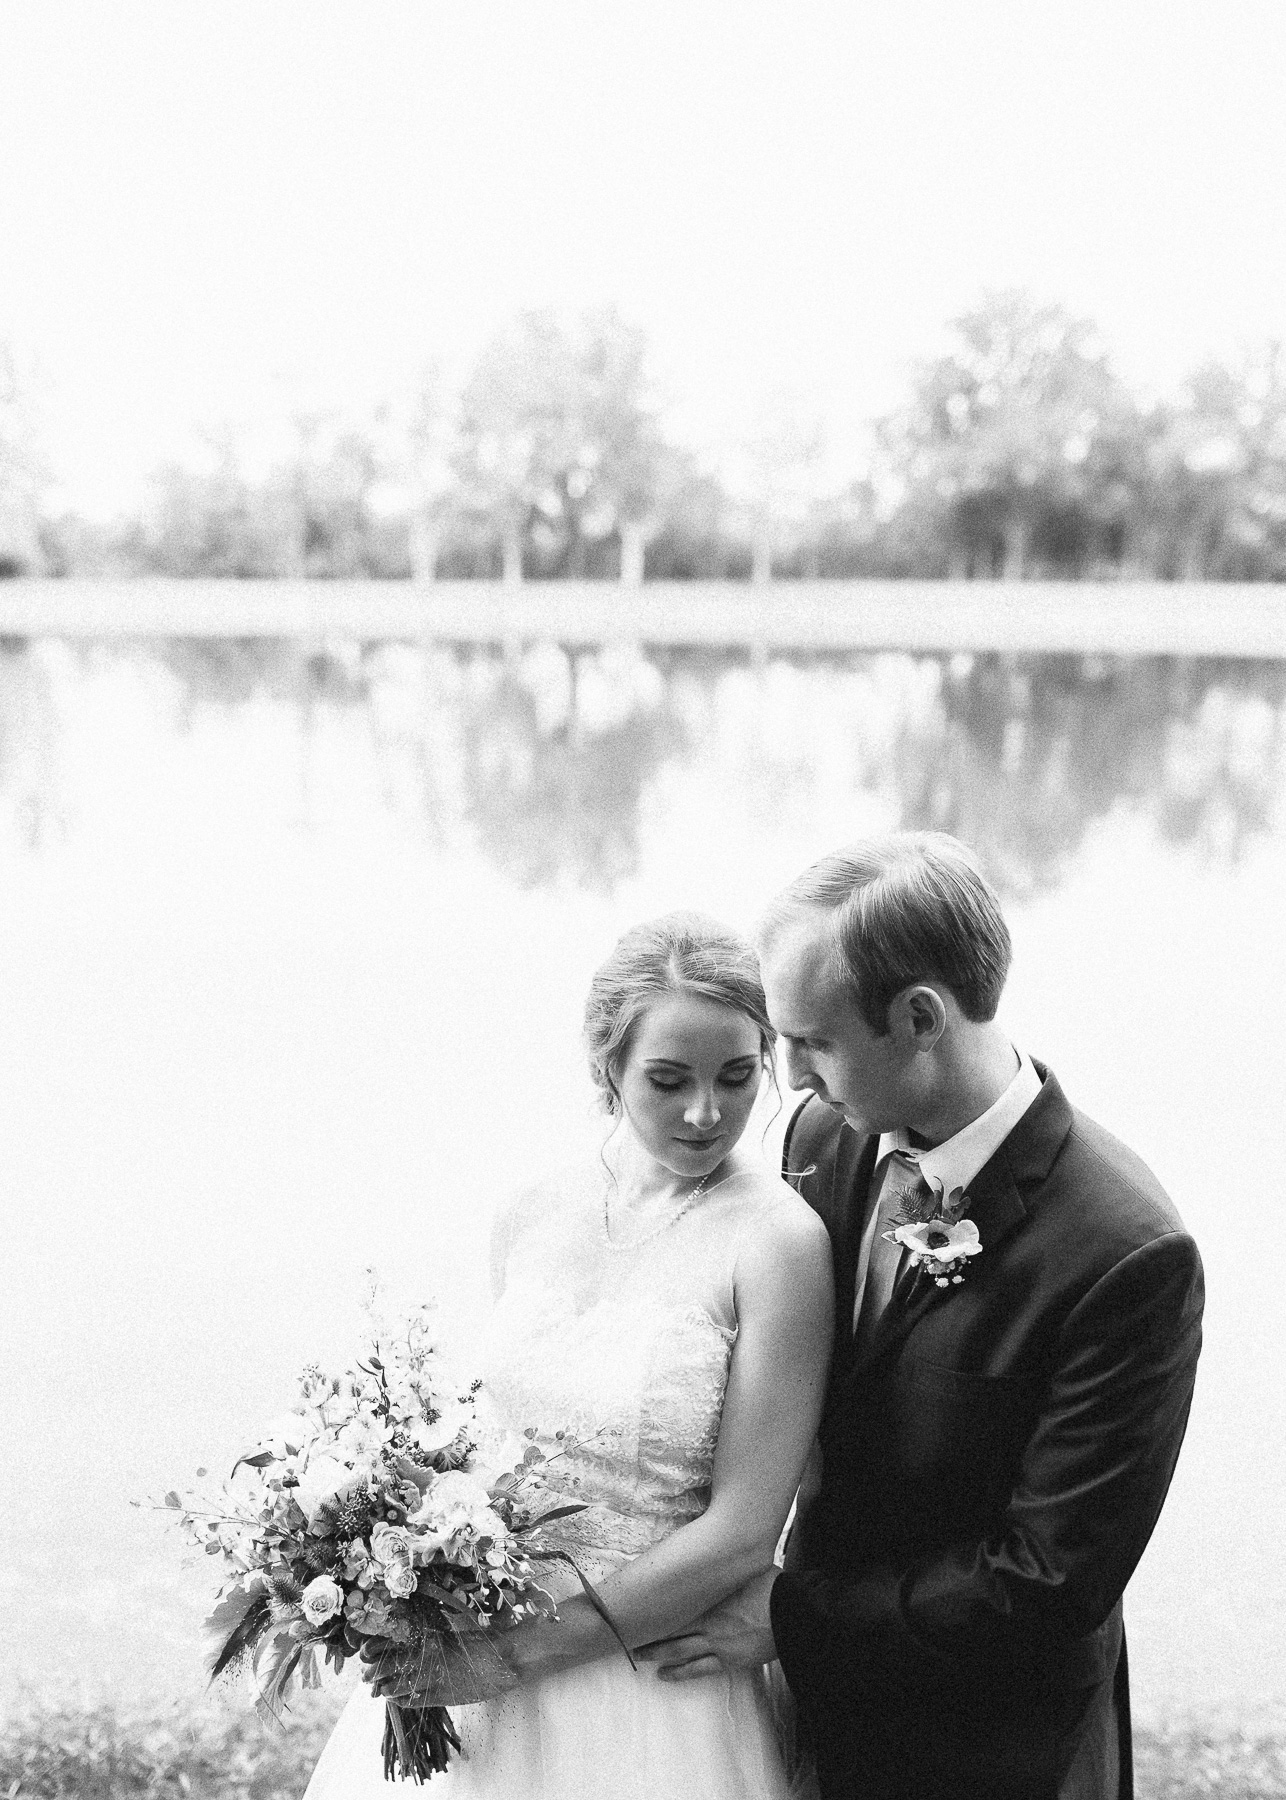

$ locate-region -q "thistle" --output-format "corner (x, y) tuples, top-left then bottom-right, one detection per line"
(332, 1486), (375, 1540)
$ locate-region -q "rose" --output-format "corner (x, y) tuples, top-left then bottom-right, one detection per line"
(370, 1523), (413, 1568)
(300, 1576), (344, 1625)
(384, 1562), (419, 1598)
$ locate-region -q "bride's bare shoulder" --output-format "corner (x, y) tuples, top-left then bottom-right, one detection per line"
(731, 1163), (830, 1254)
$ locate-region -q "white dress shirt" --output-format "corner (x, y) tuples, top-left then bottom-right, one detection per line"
(852, 1051), (1043, 1332)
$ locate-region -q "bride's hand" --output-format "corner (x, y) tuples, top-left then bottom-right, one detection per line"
(361, 1627), (520, 1707)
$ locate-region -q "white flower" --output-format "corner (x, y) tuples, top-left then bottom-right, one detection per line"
(402, 1399), (471, 1458)
(425, 1469), (494, 1512)
(408, 1471), (507, 1559)
(340, 1540), (372, 1582)
(384, 1562), (419, 1598)
(891, 1218), (983, 1267)
(336, 1413), (393, 1459)
(216, 1524), (254, 1564)
(299, 1367), (333, 1405)
(300, 1576), (344, 1625)
(259, 1413), (316, 1455)
(294, 1454), (361, 1528)
(386, 1375), (431, 1419)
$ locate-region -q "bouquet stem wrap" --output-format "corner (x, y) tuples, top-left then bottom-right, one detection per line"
(382, 1702), (462, 1784)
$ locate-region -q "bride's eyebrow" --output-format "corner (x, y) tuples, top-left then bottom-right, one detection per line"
(642, 1054), (760, 1070)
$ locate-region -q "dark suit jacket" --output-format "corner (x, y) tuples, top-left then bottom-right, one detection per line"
(770, 1066), (1203, 1800)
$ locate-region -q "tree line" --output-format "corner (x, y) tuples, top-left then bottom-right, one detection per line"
(8, 291), (1286, 582)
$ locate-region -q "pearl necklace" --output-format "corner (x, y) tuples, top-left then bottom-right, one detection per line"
(602, 1172), (713, 1250)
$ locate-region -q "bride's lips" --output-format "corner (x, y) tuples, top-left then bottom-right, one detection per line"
(675, 1134), (723, 1146)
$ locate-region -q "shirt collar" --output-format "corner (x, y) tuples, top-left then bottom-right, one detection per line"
(876, 1051), (1043, 1204)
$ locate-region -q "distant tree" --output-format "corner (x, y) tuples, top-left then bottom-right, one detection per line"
(131, 420), (406, 580)
(775, 479), (930, 579)
(0, 344), (46, 576)
(564, 310), (682, 580)
(643, 466), (749, 580)
(452, 307), (679, 581)
(880, 291), (1137, 578)
(721, 400), (828, 581)
(283, 417), (396, 578)
(141, 440), (296, 578)
(1136, 347), (1286, 580)
(401, 365), (456, 580)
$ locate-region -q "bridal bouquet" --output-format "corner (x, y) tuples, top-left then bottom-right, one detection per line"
(155, 1285), (601, 1782)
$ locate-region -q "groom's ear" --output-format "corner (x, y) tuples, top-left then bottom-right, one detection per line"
(888, 984), (948, 1053)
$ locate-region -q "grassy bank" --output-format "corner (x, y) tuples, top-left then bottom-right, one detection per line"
(1134, 1721), (1286, 1799)
(0, 1697), (345, 1800)
(2, 1700), (1285, 1798)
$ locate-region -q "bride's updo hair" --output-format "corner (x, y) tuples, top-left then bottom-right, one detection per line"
(583, 911), (775, 1115)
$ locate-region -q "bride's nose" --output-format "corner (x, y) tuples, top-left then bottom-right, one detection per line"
(684, 1088), (721, 1128)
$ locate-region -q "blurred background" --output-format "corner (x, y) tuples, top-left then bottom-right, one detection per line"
(2, 4), (1286, 1796)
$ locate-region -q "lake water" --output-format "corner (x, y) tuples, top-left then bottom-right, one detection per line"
(0, 637), (1283, 1730)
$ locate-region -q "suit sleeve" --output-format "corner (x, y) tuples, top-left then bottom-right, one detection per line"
(770, 1229), (1204, 1699)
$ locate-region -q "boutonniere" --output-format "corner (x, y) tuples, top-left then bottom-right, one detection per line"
(883, 1186), (982, 1288)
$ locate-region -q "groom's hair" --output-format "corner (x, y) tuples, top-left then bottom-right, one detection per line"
(761, 832), (1011, 1034)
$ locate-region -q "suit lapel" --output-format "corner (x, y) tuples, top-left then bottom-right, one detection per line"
(826, 1132), (879, 1371)
(845, 1063), (1074, 1376)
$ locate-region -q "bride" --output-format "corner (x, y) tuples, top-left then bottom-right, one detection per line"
(302, 911), (833, 1800)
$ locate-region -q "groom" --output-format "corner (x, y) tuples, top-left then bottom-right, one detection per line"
(645, 833), (1203, 1800)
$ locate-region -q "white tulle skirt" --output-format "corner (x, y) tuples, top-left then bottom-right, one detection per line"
(301, 1655), (803, 1800)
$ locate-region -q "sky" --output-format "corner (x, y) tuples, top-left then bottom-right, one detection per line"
(2, 0), (1286, 513)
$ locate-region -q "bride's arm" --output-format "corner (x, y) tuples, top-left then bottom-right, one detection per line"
(499, 1196), (834, 1681)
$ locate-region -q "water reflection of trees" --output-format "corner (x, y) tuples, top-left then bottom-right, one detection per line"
(0, 638), (1281, 894)
(0, 635), (62, 845)
(461, 662), (684, 890)
(888, 655), (1286, 894)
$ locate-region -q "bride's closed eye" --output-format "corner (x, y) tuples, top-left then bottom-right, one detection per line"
(647, 1070), (757, 1094)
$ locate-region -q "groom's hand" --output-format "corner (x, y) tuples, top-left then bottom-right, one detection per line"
(637, 1568), (779, 1681)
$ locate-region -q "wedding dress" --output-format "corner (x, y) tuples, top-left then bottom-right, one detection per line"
(302, 1165), (802, 1800)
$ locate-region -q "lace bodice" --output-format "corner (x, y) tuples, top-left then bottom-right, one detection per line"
(484, 1164), (768, 1573)
(302, 1160), (809, 1800)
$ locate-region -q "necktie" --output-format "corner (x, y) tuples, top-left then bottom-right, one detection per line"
(853, 1153), (934, 1353)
